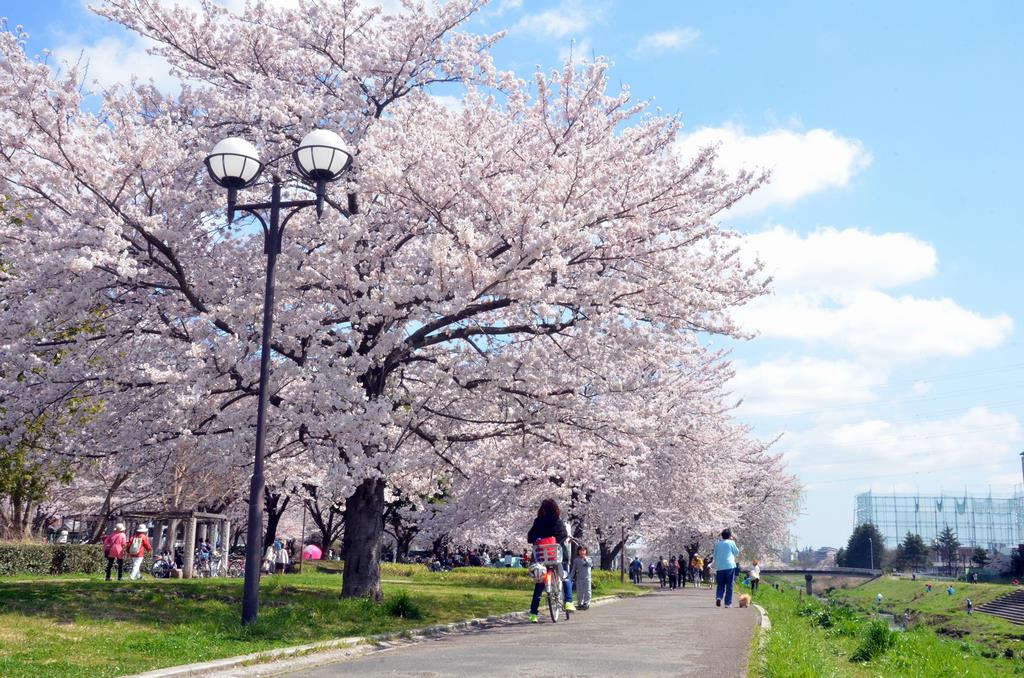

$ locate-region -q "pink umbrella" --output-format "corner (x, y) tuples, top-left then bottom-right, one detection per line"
(302, 544), (323, 560)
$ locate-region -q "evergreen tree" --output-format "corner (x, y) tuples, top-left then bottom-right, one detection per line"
(900, 533), (929, 572)
(971, 546), (990, 569)
(839, 523), (885, 569)
(934, 526), (961, 576)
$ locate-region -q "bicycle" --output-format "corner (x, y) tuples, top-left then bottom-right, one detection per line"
(533, 541), (571, 623)
(151, 553), (175, 578)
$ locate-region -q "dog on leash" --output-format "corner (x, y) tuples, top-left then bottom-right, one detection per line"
(738, 594), (751, 608)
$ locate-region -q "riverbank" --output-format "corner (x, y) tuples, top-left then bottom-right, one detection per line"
(752, 577), (1024, 676)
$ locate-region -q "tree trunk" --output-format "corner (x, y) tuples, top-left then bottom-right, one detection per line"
(396, 530), (415, 562)
(598, 539), (621, 570)
(341, 477), (385, 599)
(262, 489), (290, 550)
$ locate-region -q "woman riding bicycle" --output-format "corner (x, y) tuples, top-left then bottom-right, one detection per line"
(527, 498), (575, 622)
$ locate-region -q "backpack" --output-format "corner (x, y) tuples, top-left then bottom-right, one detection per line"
(129, 535), (143, 557)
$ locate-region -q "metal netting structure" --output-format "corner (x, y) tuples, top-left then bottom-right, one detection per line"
(854, 490), (1024, 553)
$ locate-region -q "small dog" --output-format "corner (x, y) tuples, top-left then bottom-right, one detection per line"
(738, 594), (751, 608)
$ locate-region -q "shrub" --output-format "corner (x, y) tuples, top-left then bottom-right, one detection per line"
(0, 543), (105, 576)
(383, 590), (424, 620)
(851, 620), (899, 662)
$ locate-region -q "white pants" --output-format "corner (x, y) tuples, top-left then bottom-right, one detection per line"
(130, 557), (145, 579)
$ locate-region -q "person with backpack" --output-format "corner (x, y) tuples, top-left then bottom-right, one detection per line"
(103, 522), (128, 581)
(127, 525), (153, 580)
(629, 557), (643, 584)
(668, 557), (679, 589)
(656, 557), (667, 588)
(273, 538), (290, 574)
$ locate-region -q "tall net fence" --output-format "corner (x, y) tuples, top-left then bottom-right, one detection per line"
(855, 489), (1024, 553)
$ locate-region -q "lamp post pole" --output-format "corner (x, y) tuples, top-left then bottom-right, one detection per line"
(619, 525), (626, 583)
(204, 130), (353, 625)
(241, 176), (284, 625)
(868, 537), (874, 571)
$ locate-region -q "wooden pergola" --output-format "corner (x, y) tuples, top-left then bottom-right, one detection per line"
(111, 510), (231, 579)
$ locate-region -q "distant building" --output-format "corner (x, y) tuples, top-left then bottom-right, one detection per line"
(855, 490), (1024, 554)
(814, 547), (838, 568)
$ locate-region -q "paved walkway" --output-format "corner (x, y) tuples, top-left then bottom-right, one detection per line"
(281, 585), (758, 678)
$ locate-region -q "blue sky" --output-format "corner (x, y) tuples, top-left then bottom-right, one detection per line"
(7, 0), (1024, 551)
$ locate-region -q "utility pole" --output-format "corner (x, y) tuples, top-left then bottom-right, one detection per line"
(619, 525), (626, 583)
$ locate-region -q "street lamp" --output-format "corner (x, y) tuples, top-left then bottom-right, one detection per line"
(868, 537), (874, 571)
(204, 129), (353, 625)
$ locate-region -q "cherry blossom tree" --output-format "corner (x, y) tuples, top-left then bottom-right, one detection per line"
(0, 0), (796, 599)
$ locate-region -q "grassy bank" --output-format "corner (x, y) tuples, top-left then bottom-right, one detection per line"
(752, 579), (1024, 677)
(0, 564), (641, 678)
(832, 577), (1024, 660)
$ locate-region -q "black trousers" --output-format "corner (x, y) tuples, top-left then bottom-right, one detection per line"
(106, 557), (124, 580)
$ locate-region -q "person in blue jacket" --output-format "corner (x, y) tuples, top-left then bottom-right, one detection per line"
(713, 528), (740, 608)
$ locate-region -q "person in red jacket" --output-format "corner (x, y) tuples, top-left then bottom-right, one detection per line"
(102, 522), (128, 581)
(127, 525), (153, 580)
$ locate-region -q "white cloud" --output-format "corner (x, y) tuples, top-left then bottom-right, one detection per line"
(675, 124), (872, 215)
(514, 1), (605, 38)
(738, 289), (1012, 360)
(730, 357), (882, 417)
(430, 94), (465, 112)
(735, 227), (1013, 360)
(911, 381), (932, 396)
(786, 406), (1022, 478)
(494, 0), (525, 14)
(53, 35), (180, 91)
(635, 27), (701, 54)
(558, 38), (592, 63)
(743, 226), (936, 294)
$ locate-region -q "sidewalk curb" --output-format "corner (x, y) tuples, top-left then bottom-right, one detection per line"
(122, 592), (638, 678)
(753, 602), (771, 651)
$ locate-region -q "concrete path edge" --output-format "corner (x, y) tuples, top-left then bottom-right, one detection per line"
(121, 593), (639, 678)
(750, 603), (771, 675)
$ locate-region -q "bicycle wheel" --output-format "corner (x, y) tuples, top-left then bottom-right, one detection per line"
(547, 574), (562, 623)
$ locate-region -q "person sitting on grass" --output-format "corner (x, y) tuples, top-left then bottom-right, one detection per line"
(526, 498), (575, 622)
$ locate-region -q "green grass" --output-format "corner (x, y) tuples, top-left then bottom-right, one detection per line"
(0, 564), (642, 678)
(831, 577), (1024, 659)
(752, 577), (1024, 677)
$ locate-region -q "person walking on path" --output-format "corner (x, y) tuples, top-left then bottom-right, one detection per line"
(526, 498), (575, 622)
(648, 562), (655, 580)
(103, 522), (128, 581)
(656, 557), (667, 588)
(629, 557), (643, 585)
(668, 557), (679, 589)
(703, 558), (713, 590)
(749, 560), (761, 594)
(127, 525), (153, 580)
(691, 554), (704, 588)
(572, 546), (593, 609)
(713, 529), (740, 608)
(273, 538), (290, 574)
